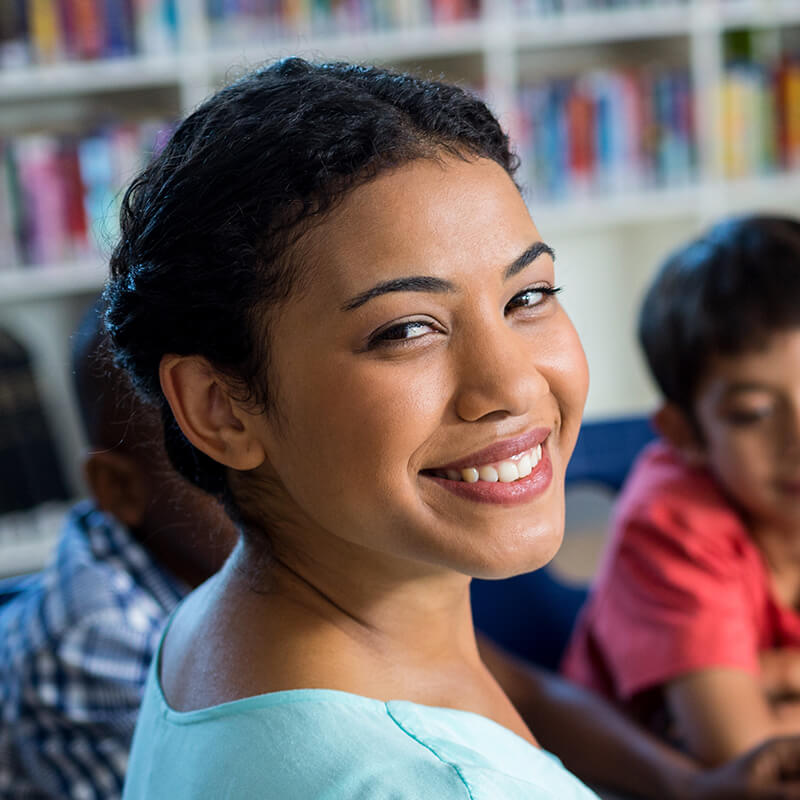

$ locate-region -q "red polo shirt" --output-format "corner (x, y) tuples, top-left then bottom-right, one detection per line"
(561, 441), (800, 703)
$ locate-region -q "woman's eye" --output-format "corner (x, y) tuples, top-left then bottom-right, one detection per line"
(505, 285), (561, 313)
(368, 320), (438, 348)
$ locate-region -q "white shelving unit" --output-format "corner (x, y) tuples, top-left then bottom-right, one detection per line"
(2, 0), (800, 502)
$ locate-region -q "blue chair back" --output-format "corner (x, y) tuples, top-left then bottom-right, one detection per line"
(566, 415), (657, 492)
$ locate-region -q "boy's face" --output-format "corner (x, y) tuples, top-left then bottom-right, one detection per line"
(692, 328), (800, 530)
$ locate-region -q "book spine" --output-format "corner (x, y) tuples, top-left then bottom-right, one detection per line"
(3, 143), (27, 265)
(56, 0), (77, 59)
(15, 135), (69, 266)
(786, 60), (800, 170)
(27, 0), (62, 63)
(0, 143), (23, 270)
(133, 0), (170, 54)
(70, 0), (105, 59)
(105, 0), (135, 56)
(58, 137), (90, 257)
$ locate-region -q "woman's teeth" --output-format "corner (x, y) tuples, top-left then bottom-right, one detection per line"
(436, 445), (543, 484)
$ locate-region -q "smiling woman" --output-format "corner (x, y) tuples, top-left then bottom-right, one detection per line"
(104, 58), (594, 799)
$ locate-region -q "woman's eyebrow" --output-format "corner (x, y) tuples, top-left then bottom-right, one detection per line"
(341, 276), (454, 312)
(505, 241), (555, 280)
(341, 240), (555, 312)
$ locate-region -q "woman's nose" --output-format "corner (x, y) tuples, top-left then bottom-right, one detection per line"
(452, 322), (550, 423)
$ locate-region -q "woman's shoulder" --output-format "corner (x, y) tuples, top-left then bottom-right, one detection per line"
(124, 682), (597, 800)
(125, 687), (466, 798)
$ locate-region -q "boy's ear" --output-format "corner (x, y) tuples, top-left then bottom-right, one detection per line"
(652, 403), (707, 467)
(159, 355), (266, 472)
(84, 451), (150, 528)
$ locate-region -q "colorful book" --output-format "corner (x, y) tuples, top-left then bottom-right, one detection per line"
(133, 0), (176, 54)
(27, 0), (62, 62)
(0, 145), (22, 271)
(69, 0), (105, 59)
(15, 134), (71, 266)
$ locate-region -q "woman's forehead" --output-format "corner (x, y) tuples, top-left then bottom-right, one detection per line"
(297, 157), (539, 299)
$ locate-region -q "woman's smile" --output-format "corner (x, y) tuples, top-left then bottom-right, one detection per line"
(420, 429), (553, 505)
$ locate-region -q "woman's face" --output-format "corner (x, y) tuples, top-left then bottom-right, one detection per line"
(251, 155), (588, 579)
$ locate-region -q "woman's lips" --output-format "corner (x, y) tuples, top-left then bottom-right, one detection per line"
(430, 428), (551, 472)
(422, 444), (554, 505)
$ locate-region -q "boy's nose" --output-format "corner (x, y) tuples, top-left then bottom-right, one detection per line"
(452, 323), (550, 423)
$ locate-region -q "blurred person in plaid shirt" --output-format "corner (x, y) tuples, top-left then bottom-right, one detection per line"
(0, 299), (237, 799)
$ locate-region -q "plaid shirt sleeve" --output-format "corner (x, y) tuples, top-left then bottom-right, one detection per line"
(0, 503), (185, 800)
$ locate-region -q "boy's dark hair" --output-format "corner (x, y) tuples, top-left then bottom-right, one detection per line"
(638, 215), (800, 418)
(103, 58), (518, 508)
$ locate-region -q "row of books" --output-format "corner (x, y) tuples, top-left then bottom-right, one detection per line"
(720, 57), (800, 177)
(0, 0), (178, 68)
(516, 0), (686, 16)
(205, 0), (480, 41)
(0, 0), (481, 66)
(516, 67), (695, 201)
(0, 119), (174, 269)
(2, 61), (799, 269)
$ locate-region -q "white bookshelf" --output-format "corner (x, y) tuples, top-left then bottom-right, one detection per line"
(2, 0), (800, 508)
(0, 261), (107, 303)
(0, 55), (184, 100)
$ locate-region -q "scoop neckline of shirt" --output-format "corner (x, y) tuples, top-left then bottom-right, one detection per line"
(155, 671), (520, 737)
(154, 648), (538, 753)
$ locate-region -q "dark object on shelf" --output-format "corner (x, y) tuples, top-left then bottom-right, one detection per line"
(0, 327), (70, 513)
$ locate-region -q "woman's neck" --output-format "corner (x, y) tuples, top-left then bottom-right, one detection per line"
(231, 535), (482, 678)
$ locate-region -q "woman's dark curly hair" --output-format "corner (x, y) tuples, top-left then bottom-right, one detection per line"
(103, 57), (519, 512)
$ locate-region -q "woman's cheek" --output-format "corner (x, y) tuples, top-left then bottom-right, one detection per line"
(537, 319), (589, 422)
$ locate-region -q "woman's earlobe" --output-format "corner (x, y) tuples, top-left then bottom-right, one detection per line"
(159, 355), (266, 471)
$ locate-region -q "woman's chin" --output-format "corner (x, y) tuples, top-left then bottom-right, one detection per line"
(460, 526), (565, 581)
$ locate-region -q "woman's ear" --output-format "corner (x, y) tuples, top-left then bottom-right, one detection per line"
(84, 451), (150, 528)
(159, 355), (266, 472)
(652, 403), (707, 467)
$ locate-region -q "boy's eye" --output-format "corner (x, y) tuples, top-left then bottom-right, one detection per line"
(724, 407), (772, 426)
(505, 285), (561, 313)
(368, 319), (439, 348)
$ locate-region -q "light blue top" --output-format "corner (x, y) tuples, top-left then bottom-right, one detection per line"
(123, 635), (599, 800)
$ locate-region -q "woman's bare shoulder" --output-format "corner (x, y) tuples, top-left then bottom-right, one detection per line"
(159, 574), (258, 712)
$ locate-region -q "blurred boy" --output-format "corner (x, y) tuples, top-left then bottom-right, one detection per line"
(562, 215), (800, 766)
(0, 301), (237, 798)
